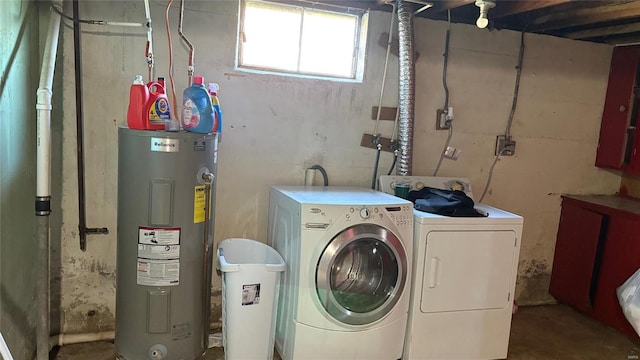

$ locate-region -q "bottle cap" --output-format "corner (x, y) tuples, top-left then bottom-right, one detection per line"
(133, 75), (144, 85)
(193, 76), (204, 85)
(208, 83), (219, 94)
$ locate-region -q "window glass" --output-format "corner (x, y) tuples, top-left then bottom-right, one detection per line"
(238, 0), (367, 80)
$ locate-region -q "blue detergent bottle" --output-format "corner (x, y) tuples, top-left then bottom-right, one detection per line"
(181, 76), (215, 133)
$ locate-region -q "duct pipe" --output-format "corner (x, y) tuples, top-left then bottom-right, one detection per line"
(396, 0), (415, 176)
(35, 3), (62, 360)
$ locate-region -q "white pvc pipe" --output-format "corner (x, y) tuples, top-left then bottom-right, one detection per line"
(36, 3), (61, 201)
(36, 4), (61, 360)
(48, 331), (115, 349)
(0, 332), (14, 360)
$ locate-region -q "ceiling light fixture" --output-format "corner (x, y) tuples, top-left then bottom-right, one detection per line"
(475, 0), (495, 29)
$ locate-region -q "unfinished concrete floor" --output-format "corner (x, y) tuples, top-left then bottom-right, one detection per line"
(52, 305), (640, 360)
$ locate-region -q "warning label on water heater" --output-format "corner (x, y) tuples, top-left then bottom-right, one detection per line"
(137, 227), (181, 286)
(137, 259), (180, 286)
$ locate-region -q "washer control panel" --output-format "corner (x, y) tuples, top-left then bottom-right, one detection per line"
(304, 204), (412, 228)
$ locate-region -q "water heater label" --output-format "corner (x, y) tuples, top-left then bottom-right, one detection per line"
(194, 186), (207, 223)
(139, 227), (181, 245)
(151, 137), (180, 152)
(137, 259), (180, 286)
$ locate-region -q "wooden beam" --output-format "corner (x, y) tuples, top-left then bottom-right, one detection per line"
(527, 1), (640, 32)
(564, 22), (640, 39)
(491, 0), (575, 18)
(430, 0), (475, 12)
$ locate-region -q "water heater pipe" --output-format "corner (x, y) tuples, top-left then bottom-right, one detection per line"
(396, 0), (415, 176)
(201, 172), (215, 350)
(48, 331), (115, 349)
(144, 0), (155, 82)
(35, 3), (62, 360)
(178, 0), (194, 86)
(72, 0), (109, 251)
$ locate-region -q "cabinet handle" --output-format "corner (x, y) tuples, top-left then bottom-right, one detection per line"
(620, 105), (627, 112)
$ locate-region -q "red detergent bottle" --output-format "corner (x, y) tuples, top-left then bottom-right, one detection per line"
(146, 79), (171, 130)
(126, 75), (149, 130)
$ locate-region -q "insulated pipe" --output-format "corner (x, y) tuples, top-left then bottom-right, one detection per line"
(35, 4), (61, 360)
(396, 0), (415, 176)
(178, 0), (194, 86)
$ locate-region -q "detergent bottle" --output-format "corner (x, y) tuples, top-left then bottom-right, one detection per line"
(126, 75), (149, 130)
(146, 79), (171, 130)
(181, 76), (215, 134)
(208, 83), (223, 133)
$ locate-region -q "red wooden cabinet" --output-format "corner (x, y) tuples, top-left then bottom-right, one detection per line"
(596, 45), (640, 174)
(549, 203), (604, 313)
(550, 195), (640, 339)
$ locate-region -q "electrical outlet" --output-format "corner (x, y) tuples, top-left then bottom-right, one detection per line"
(436, 109), (450, 130)
(495, 135), (516, 156)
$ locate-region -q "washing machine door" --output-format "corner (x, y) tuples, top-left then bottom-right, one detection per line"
(316, 223), (407, 326)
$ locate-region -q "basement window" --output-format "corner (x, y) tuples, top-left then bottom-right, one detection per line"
(237, 0), (368, 81)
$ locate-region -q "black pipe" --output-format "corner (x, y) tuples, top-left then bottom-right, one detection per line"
(72, 0), (108, 251)
(72, 0), (88, 251)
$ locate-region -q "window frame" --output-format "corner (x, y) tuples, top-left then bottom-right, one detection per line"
(236, 0), (369, 82)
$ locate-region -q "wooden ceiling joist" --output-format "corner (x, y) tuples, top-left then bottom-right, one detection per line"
(490, 0), (575, 19)
(429, 0), (475, 13)
(565, 22), (640, 40)
(526, 1), (640, 32)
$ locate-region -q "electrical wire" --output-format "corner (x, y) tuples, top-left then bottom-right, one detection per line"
(443, 9), (451, 110)
(479, 30), (526, 203)
(479, 148), (508, 203)
(433, 9), (453, 177)
(433, 122), (453, 176)
(166, 0), (178, 121)
(505, 29), (526, 139)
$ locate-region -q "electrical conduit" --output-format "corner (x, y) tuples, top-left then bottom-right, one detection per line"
(396, 0), (415, 176)
(35, 3), (61, 360)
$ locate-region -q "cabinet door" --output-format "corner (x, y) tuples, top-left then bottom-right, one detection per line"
(549, 202), (605, 312)
(596, 46), (640, 170)
(420, 230), (516, 313)
(592, 215), (640, 339)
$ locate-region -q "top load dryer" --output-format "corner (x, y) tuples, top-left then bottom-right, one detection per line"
(379, 176), (523, 360)
(268, 186), (413, 360)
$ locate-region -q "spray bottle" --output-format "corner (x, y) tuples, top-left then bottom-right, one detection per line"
(208, 83), (223, 134)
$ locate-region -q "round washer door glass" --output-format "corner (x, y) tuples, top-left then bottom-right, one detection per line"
(316, 223), (407, 325)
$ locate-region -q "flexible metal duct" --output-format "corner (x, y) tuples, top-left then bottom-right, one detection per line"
(396, 0), (415, 176)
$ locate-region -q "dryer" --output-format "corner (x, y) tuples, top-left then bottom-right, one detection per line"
(379, 176), (523, 360)
(268, 186), (413, 360)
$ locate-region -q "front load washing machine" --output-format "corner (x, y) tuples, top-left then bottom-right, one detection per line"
(379, 176), (524, 360)
(268, 186), (413, 360)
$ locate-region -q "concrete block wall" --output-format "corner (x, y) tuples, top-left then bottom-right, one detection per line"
(55, 0), (620, 333)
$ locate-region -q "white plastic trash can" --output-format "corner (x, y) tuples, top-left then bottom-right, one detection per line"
(217, 238), (286, 360)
